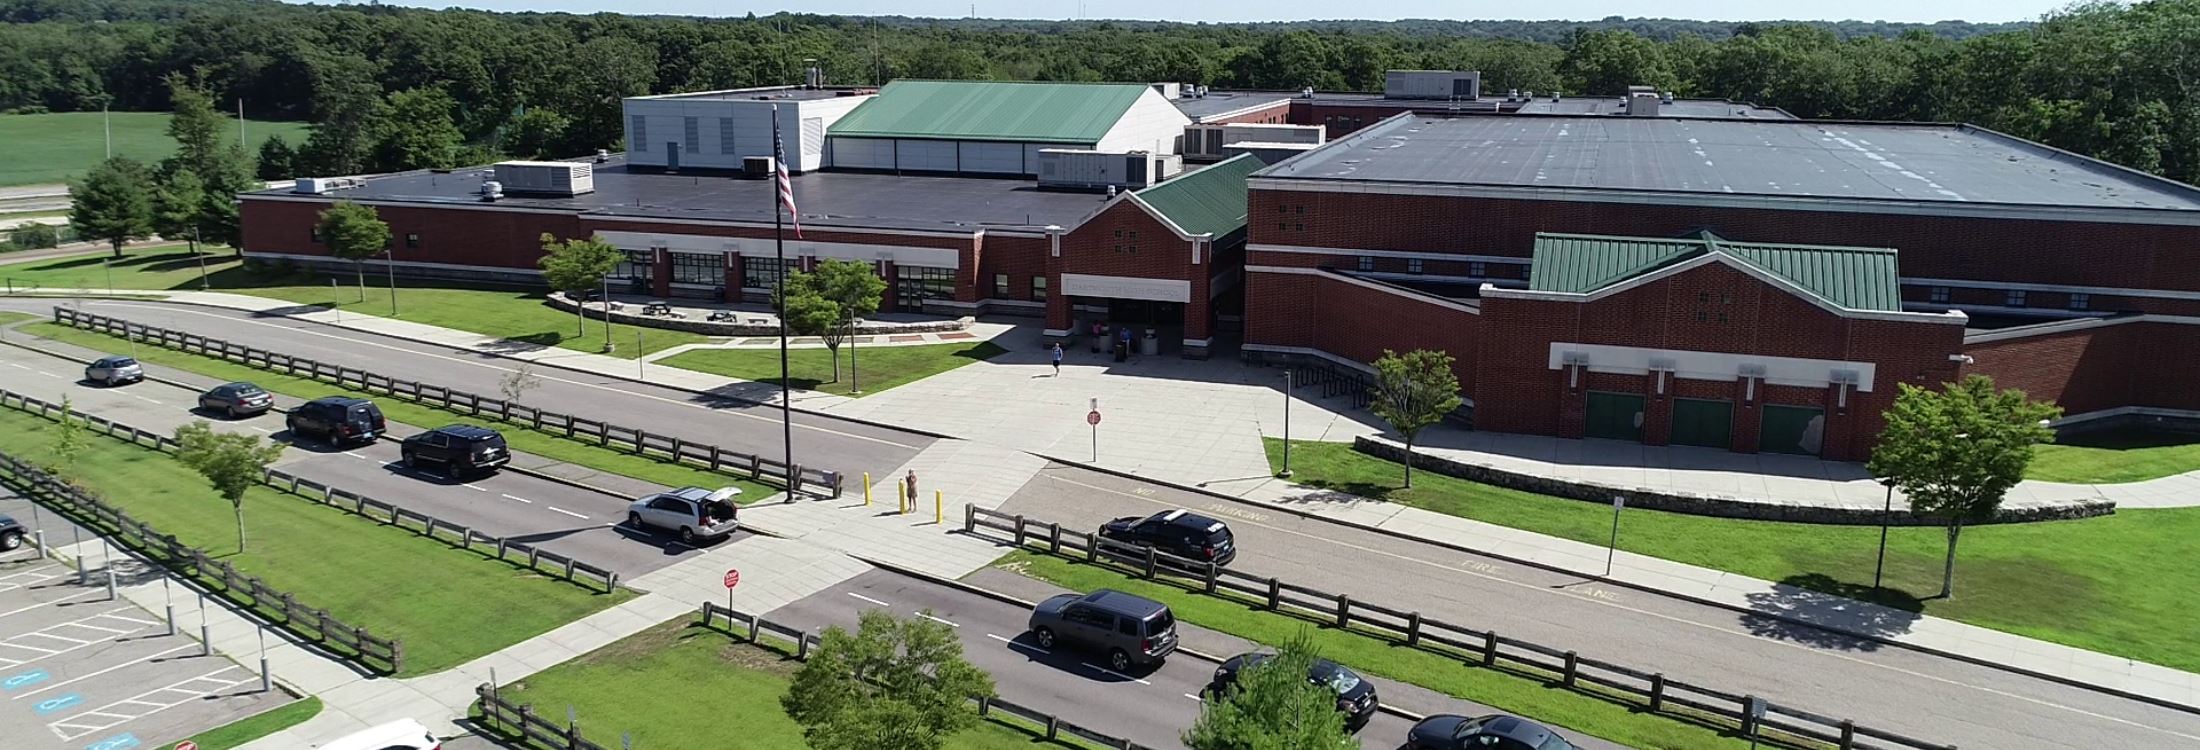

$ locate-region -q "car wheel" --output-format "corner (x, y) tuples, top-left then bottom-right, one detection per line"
(226, 405), (240, 419)
(1032, 627), (1056, 649)
(680, 527), (699, 544)
(401, 452), (417, 469)
(0, 532), (21, 552)
(1108, 648), (1132, 673)
(627, 512), (644, 528)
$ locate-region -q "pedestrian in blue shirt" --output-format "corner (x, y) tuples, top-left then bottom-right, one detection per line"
(1051, 342), (1064, 376)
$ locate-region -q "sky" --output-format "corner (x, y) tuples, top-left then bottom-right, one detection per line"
(314, 1), (2067, 24)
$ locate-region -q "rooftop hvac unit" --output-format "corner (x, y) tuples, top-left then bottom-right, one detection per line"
(743, 156), (776, 179)
(491, 161), (594, 196)
(478, 181), (504, 202)
(1221, 123), (1325, 147)
(596, 149), (611, 163)
(292, 177), (330, 194)
(1384, 70), (1480, 100)
(1036, 149), (1164, 192)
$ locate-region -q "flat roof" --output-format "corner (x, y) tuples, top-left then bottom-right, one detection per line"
(1170, 91), (1292, 121)
(627, 86), (861, 102)
(1256, 116), (2200, 212)
(252, 155), (1113, 234)
(1513, 97), (1794, 119)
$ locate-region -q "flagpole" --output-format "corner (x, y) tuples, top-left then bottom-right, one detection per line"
(772, 107), (795, 494)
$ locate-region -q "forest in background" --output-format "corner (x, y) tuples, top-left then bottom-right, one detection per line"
(2, 0), (2194, 187)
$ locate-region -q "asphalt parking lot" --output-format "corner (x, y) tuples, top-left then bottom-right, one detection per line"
(0, 543), (289, 750)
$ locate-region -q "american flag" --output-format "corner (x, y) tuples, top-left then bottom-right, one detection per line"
(771, 106), (803, 239)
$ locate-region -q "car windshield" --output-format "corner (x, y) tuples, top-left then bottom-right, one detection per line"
(1146, 611), (1174, 635)
(108, 358), (136, 367)
(236, 385), (265, 396)
(1536, 734), (1575, 750)
(1315, 663), (1362, 694)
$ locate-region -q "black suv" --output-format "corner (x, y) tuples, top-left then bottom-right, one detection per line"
(1208, 652), (1380, 730)
(285, 397), (386, 447)
(400, 425), (510, 477)
(1098, 509), (1236, 566)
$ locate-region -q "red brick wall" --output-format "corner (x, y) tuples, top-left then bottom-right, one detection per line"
(1204, 101), (1292, 125)
(979, 234), (1050, 304)
(1056, 201), (1213, 339)
(1963, 321), (2200, 415)
(242, 199), (581, 269)
(1285, 102), (1408, 137)
(1244, 269), (1479, 391)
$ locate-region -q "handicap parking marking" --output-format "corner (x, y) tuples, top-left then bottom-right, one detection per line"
(3, 667), (51, 691)
(83, 732), (140, 750)
(34, 692), (83, 715)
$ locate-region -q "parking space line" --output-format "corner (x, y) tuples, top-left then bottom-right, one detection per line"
(1182, 693), (1201, 701)
(0, 589), (105, 621)
(847, 593), (890, 607)
(128, 395), (161, 404)
(0, 567), (63, 594)
(1, 640), (62, 653)
(49, 665), (250, 741)
(461, 484), (489, 492)
(5, 363), (27, 369)
(249, 426), (273, 433)
(547, 507), (588, 520)
(916, 613), (959, 628)
(33, 370), (57, 378)
(1081, 663), (1152, 685)
(0, 610), (155, 668)
(13, 644), (197, 700)
(100, 614), (157, 627)
(342, 452), (369, 460)
(500, 493), (533, 504)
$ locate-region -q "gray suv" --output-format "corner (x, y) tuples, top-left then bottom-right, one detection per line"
(84, 355), (143, 386)
(1027, 589), (1177, 673)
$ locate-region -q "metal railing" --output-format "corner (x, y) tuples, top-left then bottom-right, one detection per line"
(51, 306), (844, 497)
(0, 387), (623, 594)
(0, 449), (404, 673)
(966, 506), (1957, 750)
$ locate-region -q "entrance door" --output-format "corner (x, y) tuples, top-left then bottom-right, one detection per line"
(1760, 405), (1827, 456)
(1584, 392), (1645, 442)
(665, 142), (682, 171)
(1670, 398), (1734, 449)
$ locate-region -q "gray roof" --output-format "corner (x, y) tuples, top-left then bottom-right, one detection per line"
(250, 155), (1113, 233)
(628, 86), (860, 102)
(1256, 116), (2200, 212)
(1513, 97), (1793, 119)
(1171, 91), (1293, 121)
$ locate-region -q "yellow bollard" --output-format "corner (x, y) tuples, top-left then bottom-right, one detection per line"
(899, 483), (909, 514)
(863, 472), (872, 507)
(935, 490), (943, 524)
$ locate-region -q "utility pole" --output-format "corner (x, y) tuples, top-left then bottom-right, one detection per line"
(238, 98), (247, 149)
(103, 102), (112, 159)
(1277, 370), (1293, 478)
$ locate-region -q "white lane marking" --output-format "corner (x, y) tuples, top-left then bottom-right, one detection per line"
(0, 588), (104, 620)
(1082, 663), (1151, 685)
(128, 394), (161, 404)
(13, 644), (197, 700)
(1045, 472), (2200, 742)
(500, 493), (533, 504)
(249, 426), (272, 433)
(5, 363), (27, 369)
(846, 593), (890, 607)
(342, 451), (368, 460)
(1182, 693), (1202, 701)
(95, 301), (925, 449)
(461, 483), (489, 492)
(915, 613), (959, 628)
(548, 507), (588, 520)
(33, 370), (58, 378)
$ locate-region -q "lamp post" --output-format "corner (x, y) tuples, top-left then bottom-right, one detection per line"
(384, 246), (399, 316)
(1277, 369), (1293, 478)
(1872, 479), (1893, 592)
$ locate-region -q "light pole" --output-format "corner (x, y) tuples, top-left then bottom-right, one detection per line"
(1872, 479), (1893, 592)
(384, 246), (399, 315)
(1277, 369), (1293, 478)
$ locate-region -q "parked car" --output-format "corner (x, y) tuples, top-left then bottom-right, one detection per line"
(1027, 588), (1178, 673)
(321, 718), (440, 750)
(1406, 714), (1576, 750)
(197, 381), (274, 418)
(82, 355), (142, 386)
(1208, 652), (1379, 730)
(626, 486), (742, 544)
(400, 424), (510, 478)
(1097, 509), (1236, 566)
(0, 515), (25, 552)
(285, 396), (386, 447)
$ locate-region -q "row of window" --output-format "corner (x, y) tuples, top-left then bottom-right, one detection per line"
(1352, 256), (1507, 278)
(604, 253), (809, 291)
(1926, 286), (2093, 311)
(992, 273), (1050, 301)
(307, 229), (420, 248)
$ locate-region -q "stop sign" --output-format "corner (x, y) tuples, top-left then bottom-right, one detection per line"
(1087, 410), (1101, 426)
(723, 569), (741, 589)
(178, 743), (199, 750)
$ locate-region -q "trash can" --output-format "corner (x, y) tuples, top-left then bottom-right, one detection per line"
(1140, 328), (1159, 356)
(1114, 341), (1129, 362)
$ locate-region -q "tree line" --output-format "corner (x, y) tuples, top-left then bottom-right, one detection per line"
(3, 0), (2194, 185)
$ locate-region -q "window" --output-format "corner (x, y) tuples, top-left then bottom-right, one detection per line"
(1293, 222), (1304, 232)
(1117, 618), (1140, 636)
(309, 227), (322, 243)
(2005, 289), (2028, 307)
(994, 273), (1010, 298)
(670, 252), (718, 285)
(1407, 258), (1424, 274)
(405, 233), (420, 248)
(743, 256), (787, 290)
(1357, 256), (1374, 272)
(1032, 276), (1048, 301)
(718, 117), (738, 154)
(611, 250), (653, 281)
(630, 115), (648, 153)
(1469, 261), (1486, 277)
(682, 117), (700, 155)
(1929, 286), (1950, 303)
(1694, 311), (1707, 322)
(896, 265), (954, 312)
(2069, 293), (2091, 311)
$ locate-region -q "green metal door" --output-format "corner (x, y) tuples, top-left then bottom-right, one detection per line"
(1670, 398), (1734, 449)
(1584, 392), (1645, 442)
(1760, 405), (1827, 456)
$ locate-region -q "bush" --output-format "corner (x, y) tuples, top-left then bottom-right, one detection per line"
(9, 223), (61, 250)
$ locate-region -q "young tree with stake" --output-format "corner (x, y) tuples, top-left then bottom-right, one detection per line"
(316, 202), (390, 303)
(1368, 349), (1462, 488)
(783, 609), (994, 750)
(537, 233), (623, 340)
(48, 396), (90, 473)
(171, 421), (287, 554)
(1869, 374), (2059, 599)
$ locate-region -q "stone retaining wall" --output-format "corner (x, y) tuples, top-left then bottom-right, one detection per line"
(548, 293), (974, 337)
(1353, 436), (2116, 525)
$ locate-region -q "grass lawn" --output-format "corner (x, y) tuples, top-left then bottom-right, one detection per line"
(0, 111), (312, 187)
(994, 552), (1757, 750)
(159, 697), (323, 750)
(482, 617), (1102, 750)
(660, 340), (1006, 396)
(0, 244), (234, 291)
(1268, 438), (2200, 673)
(2029, 427), (2200, 483)
(0, 406), (627, 676)
(0, 311), (38, 326)
(19, 320), (774, 500)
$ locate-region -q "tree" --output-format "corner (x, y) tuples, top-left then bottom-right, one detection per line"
(9, 223), (60, 250)
(48, 396), (90, 472)
(162, 74), (224, 179)
(373, 87), (465, 171)
(316, 202), (390, 302)
(778, 259), (886, 390)
(1184, 629), (1356, 750)
(195, 143), (259, 253)
(256, 134), (298, 180)
(1868, 375), (2059, 599)
(1368, 349), (1462, 488)
(503, 107), (572, 160)
(153, 167), (204, 254)
(783, 609), (994, 750)
(68, 156), (155, 259)
(499, 362), (542, 404)
(171, 421), (286, 554)
(536, 232), (622, 339)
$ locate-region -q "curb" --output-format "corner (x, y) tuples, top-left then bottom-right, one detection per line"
(1025, 450), (2200, 718)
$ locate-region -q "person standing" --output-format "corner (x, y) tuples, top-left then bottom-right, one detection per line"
(903, 470), (918, 512)
(1089, 320), (1104, 352)
(1051, 342), (1064, 376)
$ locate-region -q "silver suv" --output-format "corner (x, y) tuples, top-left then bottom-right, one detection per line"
(1028, 588), (1178, 673)
(83, 355), (143, 386)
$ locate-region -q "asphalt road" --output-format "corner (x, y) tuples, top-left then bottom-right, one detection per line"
(0, 298), (934, 484)
(765, 567), (1621, 750)
(0, 338), (740, 578)
(995, 463), (2200, 750)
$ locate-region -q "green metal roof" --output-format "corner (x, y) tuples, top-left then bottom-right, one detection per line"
(1526, 232), (1903, 312)
(1134, 155), (1262, 238)
(828, 80), (1150, 143)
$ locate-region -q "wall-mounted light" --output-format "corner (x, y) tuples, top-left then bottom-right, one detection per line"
(1562, 352), (1590, 392)
(1738, 364), (1766, 406)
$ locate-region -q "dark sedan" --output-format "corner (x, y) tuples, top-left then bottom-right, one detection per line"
(1207, 652), (1378, 730)
(1406, 714), (1576, 750)
(198, 382), (275, 418)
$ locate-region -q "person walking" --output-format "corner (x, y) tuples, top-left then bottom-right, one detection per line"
(1089, 320), (1104, 352)
(1051, 342), (1064, 376)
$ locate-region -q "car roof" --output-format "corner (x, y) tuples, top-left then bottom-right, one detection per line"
(307, 396), (371, 406)
(318, 718), (434, 750)
(1471, 715), (1558, 744)
(1080, 589), (1166, 618)
(431, 424), (499, 438)
(96, 355), (134, 364)
(1151, 509), (1227, 533)
(222, 381), (262, 390)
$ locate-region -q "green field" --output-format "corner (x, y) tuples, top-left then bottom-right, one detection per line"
(660, 340), (1006, 397)
(0, 111), (312, 187)
(0, 405), (627, 676)
(482, 617), (1102, 750)
(2029, 427), (2200, 483)
(19, 320), (773, 500)
(1268, 438), (2200, 673)
(159, 697), (323, 750)
(0, 245), (236, 291)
